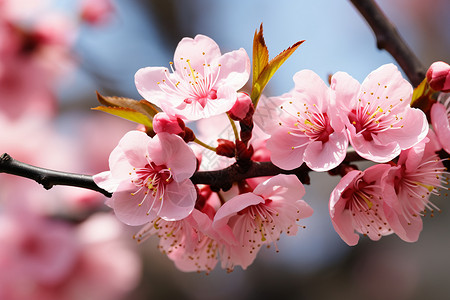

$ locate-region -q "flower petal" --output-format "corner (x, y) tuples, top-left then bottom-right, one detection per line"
(159, 180), (196, 221)
(111, 181), (157, 226)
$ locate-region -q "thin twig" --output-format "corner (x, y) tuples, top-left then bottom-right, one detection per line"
(0, 153), (112, 197)
(350, 0), (426, 86)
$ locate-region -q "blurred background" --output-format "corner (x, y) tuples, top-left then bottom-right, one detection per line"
(0, 0), (449, 299)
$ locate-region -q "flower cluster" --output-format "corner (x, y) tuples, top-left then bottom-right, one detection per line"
(95, 33), (449, 273)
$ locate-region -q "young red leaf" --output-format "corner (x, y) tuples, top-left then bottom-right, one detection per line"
(96, 91), (159, 119)
(92, 106), (153, 128)
(250, 40), (304, 107)
(252, 23), (269, 87)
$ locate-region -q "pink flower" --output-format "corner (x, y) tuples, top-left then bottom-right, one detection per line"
(431, 93), (450, 153)
(213, 175), (313, 271)
(93, 131), (197, 225)
(383, 131), (447, 242)
(329, 164), (396, 246)
(266, 70), (348, 171)
(134, 188), (225, 274)
(332, 64), (429, 163)
(135, 34), (250, 121)
(426, 61), (450, 92)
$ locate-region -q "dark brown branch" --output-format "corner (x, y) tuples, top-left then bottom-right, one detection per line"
(350, 0), (426, 86)
(1, 149), (366, 196)
(191, 161), (310, 192)
(0, 153), (112, 197)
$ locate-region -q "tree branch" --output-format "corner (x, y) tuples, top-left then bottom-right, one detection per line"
(0, 153), (112, 197)
(350, 0), (426, 87)
(1, 149), (365, 196)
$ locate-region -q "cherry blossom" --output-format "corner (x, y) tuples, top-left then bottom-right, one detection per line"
(133, 186), (226, 274)
(329, 164), (396, 246)
(266, 70), (348, 171)
(135, 34), (250, 120)
(384, 131), (448, 242)
(332, 64), (428, 163)
(431, 93), (450, 154)
(93, 131), (197, 225)
(213, 175), (313, 271)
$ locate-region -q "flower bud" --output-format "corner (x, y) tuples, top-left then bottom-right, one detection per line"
(228, 92), (254, 121)
(152, 112), (184, 135)
(426, 61), (450, 92)
(216, 139), (235, 157)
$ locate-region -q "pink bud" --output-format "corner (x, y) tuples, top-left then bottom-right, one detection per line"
(228, 92), (254, 121)
(152, 112), (184, 135)
(426, 61), (450, 92)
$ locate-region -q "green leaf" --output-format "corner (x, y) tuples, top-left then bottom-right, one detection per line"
(252, 24), (269, 87)
(249, 26), (304, 107)
(92, 106), (153, 129)
(96, 91), (159, 120)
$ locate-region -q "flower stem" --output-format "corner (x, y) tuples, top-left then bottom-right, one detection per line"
(194, 138), (217, 152)
(227, 113), (240, 141)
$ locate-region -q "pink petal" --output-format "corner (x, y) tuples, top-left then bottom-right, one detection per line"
(213, 193), (264, 230)
(431, 102), (450, 153)
(159, 180), (196, 221)
(147, 133), (196, 182)
(362, 163), (392, 183)
(93, 171), (121, 193)
(377, 108), (428, 150)
(135, 66), (173, 108)
(295, 200), (314, 219)
(303, 130), (348, 171)
(267, 127), (308, 170)
(348, 128), (401, 162)
(108, 144), (133, 180)
(331, 71), (361, 113)
(292, 69), (329, 110)
(360, 64), (412, 111)
(214, 48), (251, 90)
(111, 181), (156, 226)
(329, 170), (362, 246)
(117, 130), (151, 167)
(253, 174), (306, 202)
(174, 34), (221, 74)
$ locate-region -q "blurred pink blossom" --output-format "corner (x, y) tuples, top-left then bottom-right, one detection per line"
(0, 210), (141, 300)
(80, 0), (114, 25)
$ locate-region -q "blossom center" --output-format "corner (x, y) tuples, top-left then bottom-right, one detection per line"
(394, 154), (447, 221)
(130, 161), (173, 214)
(158, 57), (222, 109)
(343, 177), (391, 237)
(348, 90), (405, 141)
(281, 102), (334, 145)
